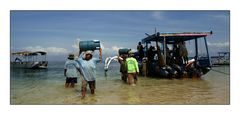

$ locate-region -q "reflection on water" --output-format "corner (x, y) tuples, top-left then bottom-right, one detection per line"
(10, 62), (229, 104)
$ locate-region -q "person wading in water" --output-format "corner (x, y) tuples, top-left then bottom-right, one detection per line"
(126, 52), (139, 86)
(77, 50), (101, 99)
(64, 54), (81, 88)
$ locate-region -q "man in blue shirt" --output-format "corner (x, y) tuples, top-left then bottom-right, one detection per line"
(77, 51), (101, 98)
(64, 54), (80, 88)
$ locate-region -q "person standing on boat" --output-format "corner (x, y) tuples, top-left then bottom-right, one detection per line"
(147, 46), (155, 62)
(173, 43), (182, 65)
(64, 54), (81, 88)
(179, 41), (188, 65)
(77, 50), (101, 99)
(137, 42), (144, 61)
(126, 52), (139, 86)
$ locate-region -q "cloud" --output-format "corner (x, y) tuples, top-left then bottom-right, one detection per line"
(112, 46), (121, 52)
(72, 38), (80, 49)
(101, 44), (123, 56)
(207, 41), (229, 48)
(23, 46), (69, 55)
(102, 45), (137, 55)
(207, 41), (229, 56)
(102, 45), (121, 53)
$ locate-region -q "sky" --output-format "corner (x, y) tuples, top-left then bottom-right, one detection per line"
(10, 11), (230, 61)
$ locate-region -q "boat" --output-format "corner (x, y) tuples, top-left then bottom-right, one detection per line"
(104, 56), (119, 72)
(211, 52), (230, 65)
(137, 31), (213, 78)
(11, 51), (48, 69)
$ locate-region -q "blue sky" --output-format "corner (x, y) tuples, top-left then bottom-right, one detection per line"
(10, 11), (230, 61)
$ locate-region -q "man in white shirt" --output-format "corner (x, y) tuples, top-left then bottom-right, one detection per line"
(64, 54), (80, 88)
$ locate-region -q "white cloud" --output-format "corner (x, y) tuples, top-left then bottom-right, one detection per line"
(131, 48), (137, 52)
(112, 46), (121, 52)
(101, 44), (123, 55)
(72, 38), (80, 49)
(23, 46), (69, 55)
(207, 41), (229, 48)
(207, 41), (229, 56)
(103, 45), (138, 56)
(72, 44), (78, 49)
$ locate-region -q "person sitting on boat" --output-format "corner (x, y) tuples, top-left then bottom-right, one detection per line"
(179, 41), (188, 65)
(126, 52), (139, 86)
(77, 50), (101, 99)
(64, 54), (81, 88)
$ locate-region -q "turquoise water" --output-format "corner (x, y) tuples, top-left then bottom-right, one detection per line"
(10, 61), (230, 104)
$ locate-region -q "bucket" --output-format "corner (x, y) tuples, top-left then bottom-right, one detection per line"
(118, 48), (131, 55)
(79, 40), (101, 51)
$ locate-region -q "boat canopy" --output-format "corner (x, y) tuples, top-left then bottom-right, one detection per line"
(31, 51), (47, 55)
(142, 31), (212, 44)
(11, 51), (47, 56)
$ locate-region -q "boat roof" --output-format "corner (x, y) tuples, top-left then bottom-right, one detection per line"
(11, 51), (47, 56)
(142, 31), (213, 44)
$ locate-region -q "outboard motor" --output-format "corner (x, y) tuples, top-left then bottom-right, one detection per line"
(165, 66), (178, 78)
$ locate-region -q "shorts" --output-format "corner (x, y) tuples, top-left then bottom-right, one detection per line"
(87, 81), (96, 90)
(66, 77), (77, 83)
(128, 73), (138, 81)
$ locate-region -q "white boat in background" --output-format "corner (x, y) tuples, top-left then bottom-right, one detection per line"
(11, 51), (48, 69)
(211, 52), (230, 65)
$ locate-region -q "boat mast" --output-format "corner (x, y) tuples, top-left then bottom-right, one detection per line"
(163, 35), (166, 65)
(194, 38), (198, 63)
(204, 36), (211, 66)
(155, 28), (160, 64)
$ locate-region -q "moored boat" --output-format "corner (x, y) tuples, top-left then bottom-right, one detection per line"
(137, 31), (213, 78)
(11, 51), (48, 69)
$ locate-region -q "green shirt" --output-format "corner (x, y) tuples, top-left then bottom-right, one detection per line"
(126, 57), (139, 73)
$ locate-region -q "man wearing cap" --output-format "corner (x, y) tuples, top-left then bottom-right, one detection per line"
(77, 50), (101, 98)
(64, 54), (80, 88)
(126, 52), (139, 86)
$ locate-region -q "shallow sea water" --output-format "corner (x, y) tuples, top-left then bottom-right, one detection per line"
(10, 61), (230, 105)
